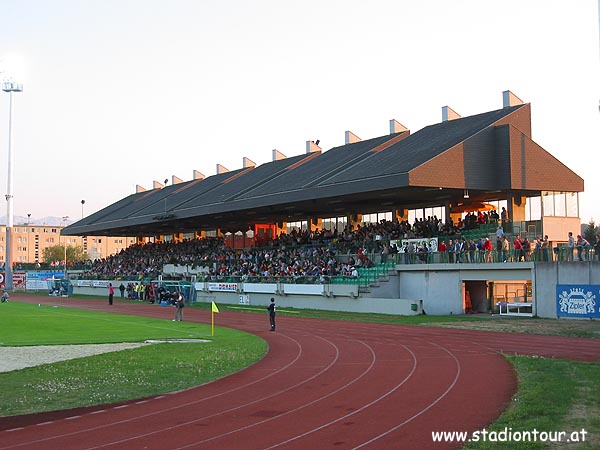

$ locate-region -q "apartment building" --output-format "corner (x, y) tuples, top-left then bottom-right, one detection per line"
(0, 225), (136, 264)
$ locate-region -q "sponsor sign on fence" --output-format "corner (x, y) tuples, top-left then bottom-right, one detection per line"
(208, 282), (238, 292)
(392, 237), (439, 253)
(0, 272), (26, 290)
(556, 285), (600, 319)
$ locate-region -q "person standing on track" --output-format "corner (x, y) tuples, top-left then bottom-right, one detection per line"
(267, 297), (276, 331)
(108, 283), (114, 305)
(173, 291), (184, 321)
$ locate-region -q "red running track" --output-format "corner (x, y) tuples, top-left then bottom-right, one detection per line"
(2, 295), (599, 450)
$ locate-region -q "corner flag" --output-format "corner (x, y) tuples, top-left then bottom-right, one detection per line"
(211, 302), (219, 336)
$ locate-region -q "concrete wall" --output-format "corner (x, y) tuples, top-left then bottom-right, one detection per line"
(397, 270), (462, 315)
(393, 263), (533, 315)
(195, 292), (422, 315)
(534, 261), (600, 318)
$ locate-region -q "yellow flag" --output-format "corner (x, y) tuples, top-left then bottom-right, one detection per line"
(211, 301), (220, 313)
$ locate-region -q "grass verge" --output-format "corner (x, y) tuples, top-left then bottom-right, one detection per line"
(464, 356), (600, 449)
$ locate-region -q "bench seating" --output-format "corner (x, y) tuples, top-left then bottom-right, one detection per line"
(499, 302), (533, 317)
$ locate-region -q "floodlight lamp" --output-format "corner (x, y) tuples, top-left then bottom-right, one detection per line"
(2, 81), (23, 93)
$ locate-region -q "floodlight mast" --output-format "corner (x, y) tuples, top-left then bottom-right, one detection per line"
(2, 80), (23, 291)
(62, 216), (69, 280)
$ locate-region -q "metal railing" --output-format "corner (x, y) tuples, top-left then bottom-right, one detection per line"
(392, 247), (597, 265)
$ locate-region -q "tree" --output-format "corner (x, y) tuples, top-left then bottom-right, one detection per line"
(583, 219), (599, 245)
(42, 245), (88, 265)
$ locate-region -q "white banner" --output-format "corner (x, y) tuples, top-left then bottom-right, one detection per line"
(392, 237), (439, 253)
(208, 282), (238, 292)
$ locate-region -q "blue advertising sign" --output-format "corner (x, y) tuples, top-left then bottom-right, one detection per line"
(27, 271), (65, 280)
(556, 285), (600, 319)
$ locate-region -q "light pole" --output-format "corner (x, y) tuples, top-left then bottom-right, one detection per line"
(62, 216), (69, 279)
(80, 199), (87, 255)
(2, 80), (23, 291)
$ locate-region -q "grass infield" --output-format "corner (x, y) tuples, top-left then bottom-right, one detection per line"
(0, 302), (267, 417)
(0, 298), (598, 448)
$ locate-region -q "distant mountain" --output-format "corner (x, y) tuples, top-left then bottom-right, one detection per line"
(0, 216), (75, 226)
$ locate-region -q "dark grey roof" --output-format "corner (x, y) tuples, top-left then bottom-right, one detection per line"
(63, 103), (583, 237)
(326, 106), (524, 183)
(236, 133), (400, 199)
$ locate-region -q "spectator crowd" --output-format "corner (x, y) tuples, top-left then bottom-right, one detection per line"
(77, 213), (599, 284)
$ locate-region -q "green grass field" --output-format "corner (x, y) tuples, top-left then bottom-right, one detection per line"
(463, 356), (600, 449)
(0, 300), (598, 448)
(0, 302), (267, 416)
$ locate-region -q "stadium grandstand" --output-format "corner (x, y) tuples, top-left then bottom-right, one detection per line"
(63, 91), (597, 318)
(63, 90), (582, 240)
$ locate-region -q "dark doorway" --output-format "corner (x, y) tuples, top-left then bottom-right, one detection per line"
(464, 281), (489, 313)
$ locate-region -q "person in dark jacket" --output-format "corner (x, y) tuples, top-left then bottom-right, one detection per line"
(173, 291), (184, 321)
(267, 298), (276, 331)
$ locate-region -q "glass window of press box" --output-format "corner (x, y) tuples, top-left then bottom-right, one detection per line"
(540, 192), (579, 218)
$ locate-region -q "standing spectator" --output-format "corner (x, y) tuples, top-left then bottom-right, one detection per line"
(576, 235), (590, 261)
(454, 239), (465, 263)
(483, 237), (493, 262)
(148, 283), (156, 303)
(468, 239), (477, 263)
(438, 240), (447, 263)
(501, 207), (509, 224)
(267, 297), (276, 331)
(533, 237), (543, 261)
(447, 239), (454, 263)
(501, 236), (510, 262)
(513, 236), (524, 262)
(522, 237), (531, 261)
(406, 241), (416, 264)
(594, 234), (600, 261)
(496, 226), (504, 240)
(567, 232), (575, 261)
(173, 291), (184, 321)
(108, 283), (114, 305)
(542, 235), (550, 262)
(381, 243), (390, 263)
(495, 236), (503, 262)
(119, 283), (125, 298)
(476, 238), (485, 263)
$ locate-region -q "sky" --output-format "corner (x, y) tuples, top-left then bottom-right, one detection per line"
(1, 0), (599, 225)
